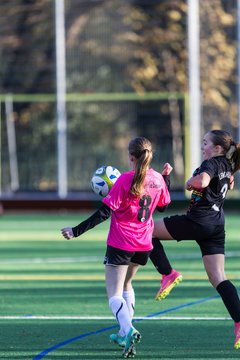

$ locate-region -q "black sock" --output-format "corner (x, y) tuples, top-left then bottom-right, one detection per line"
(216, 280), (240, 322)
(149, 238), (172, 275)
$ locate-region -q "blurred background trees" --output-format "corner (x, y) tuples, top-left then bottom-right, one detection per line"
(0, 0), (238, 195)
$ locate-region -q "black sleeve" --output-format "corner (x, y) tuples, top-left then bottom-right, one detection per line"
(72, 204), (112, 237)
(156, 205), (167, 213)
(156, 174), (170, 213)
(162, 174), (170, 190)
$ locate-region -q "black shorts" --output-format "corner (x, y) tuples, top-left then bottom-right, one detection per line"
(103, 245), (151, 266)
(163, 214), (225, 256)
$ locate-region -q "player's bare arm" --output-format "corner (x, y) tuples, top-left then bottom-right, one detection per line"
(185, 172), (211, 191)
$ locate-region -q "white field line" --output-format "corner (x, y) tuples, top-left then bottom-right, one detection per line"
(0, 316), (231, 321)
(0, 256), (101, 264)
(1, 251), (240, 264)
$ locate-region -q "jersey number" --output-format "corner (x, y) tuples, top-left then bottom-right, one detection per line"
(138, 195), (152, 222)
(221, 183), (228, 199)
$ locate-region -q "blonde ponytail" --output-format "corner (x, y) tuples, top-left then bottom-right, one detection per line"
(128, 137), (153, 197)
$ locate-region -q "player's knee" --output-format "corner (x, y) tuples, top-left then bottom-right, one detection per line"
(207, 271), (226, 288)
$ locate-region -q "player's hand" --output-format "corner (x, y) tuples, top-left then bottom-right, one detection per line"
(162, 163), (173, 176)
(229, 175), (234, 190)
(185, 178), (193, 191)
(61, 227), (74, 240)
(185, 182), (193, 191)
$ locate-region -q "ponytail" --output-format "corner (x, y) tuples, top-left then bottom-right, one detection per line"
(229, 143), (240, 173)
(128, 137), (153, 197)
(209, 130), (240, 173)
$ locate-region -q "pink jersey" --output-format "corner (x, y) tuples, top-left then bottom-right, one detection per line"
(102, 168), (171, 252)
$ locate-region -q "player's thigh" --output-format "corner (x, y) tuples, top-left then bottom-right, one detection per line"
(124, 263), (139, 289)
(153, 218), (174, 239)
(105, 264), (128, 298)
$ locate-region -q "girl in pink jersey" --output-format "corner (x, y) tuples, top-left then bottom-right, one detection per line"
(61, 137), (171, 358)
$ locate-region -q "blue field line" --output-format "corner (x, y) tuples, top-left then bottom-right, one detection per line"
(133, 294), (220, 322)
(33, 324), (118, 360)
(32, 294), (220, 360)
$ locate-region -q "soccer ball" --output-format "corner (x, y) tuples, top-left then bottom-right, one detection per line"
(91, 165), (121, 197)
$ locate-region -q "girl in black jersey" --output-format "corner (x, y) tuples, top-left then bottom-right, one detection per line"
(152, 130), (240, 349)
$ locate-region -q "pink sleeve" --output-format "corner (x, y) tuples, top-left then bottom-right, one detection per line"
(102, 174), (126, 211)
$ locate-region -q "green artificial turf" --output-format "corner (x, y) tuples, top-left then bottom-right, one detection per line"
(0, 212), (239, 359)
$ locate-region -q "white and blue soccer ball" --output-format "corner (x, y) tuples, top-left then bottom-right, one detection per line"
(91, 165), (121, 197)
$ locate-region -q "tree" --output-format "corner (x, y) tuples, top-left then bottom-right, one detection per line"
(0, 0), (238, 192)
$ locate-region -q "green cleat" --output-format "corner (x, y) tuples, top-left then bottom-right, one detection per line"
(122, 327), (141, 358)
(110, 333), (126, 348)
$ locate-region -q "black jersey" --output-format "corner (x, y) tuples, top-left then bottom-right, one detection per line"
(186, 156), (232, 225)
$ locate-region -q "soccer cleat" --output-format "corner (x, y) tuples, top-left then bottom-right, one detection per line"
(234, 322), (240, 349)
(124, 344), (136, 358)
(110, 333), (126, 348)
(155, 269), (183, 301)
(122, 327), (141, 358)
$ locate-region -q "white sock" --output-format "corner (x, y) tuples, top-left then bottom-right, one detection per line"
(109, 295), (132, 337)
(123, 289), (135, 321)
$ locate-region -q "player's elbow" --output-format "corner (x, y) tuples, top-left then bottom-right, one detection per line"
(198, 173), (210, 188)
